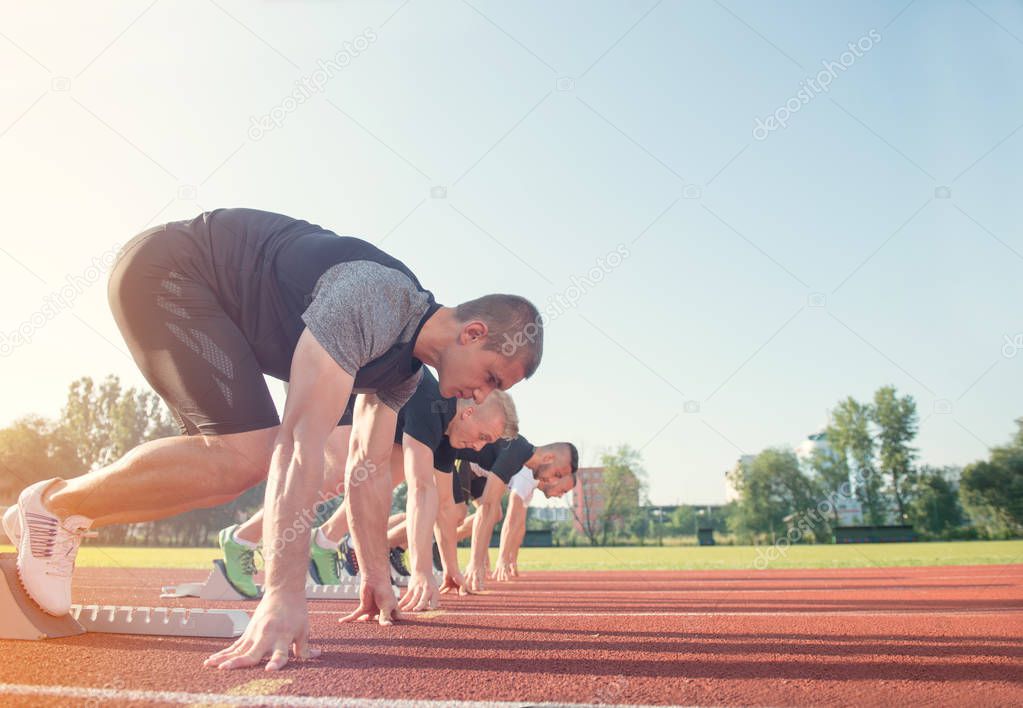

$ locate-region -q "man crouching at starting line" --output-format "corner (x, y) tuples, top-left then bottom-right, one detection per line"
(2, 208), (543, 671)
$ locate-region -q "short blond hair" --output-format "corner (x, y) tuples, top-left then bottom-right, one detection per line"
(458, 390), (518, 439)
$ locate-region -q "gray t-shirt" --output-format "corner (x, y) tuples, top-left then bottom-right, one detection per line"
(301, 260), (432, 410)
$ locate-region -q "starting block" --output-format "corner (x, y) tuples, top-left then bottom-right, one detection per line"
(305, 579), (359, 599)
(161, 559), (261, 601)
(0, 555), (248, 641)
(0, 556), (85, 640)
(71, 604), (248, 637)
(161, 560), (361, 600)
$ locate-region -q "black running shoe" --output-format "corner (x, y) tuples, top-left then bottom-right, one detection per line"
(431, 541), (443, 572)
(338, 534), (359, 577)
(389, 547), (410, 578)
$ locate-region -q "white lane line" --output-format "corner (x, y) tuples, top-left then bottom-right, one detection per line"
(70, 586), (1019, 596)
(497, 577), (1023, 585)
(0, 684), (686, 708)
(71, 576), (1023, 592)
(70, 573), (1023, 590)
(307, 609), (1023, 617)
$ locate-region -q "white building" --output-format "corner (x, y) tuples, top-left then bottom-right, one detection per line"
(795, 428), (864, 526)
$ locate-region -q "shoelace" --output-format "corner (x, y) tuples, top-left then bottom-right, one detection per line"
(391, 549), (410, 576)
(239, 547), (258, 576)
(46, 520), (96, 579)
(344, 543), (359, 575)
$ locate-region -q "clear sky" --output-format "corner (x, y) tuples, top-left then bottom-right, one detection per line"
(0, 0), (1020, 506)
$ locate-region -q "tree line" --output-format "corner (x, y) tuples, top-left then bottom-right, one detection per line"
(549, 386), (1020, 546)
(726, 385), (1021, 543)
(2, 376), (1018, 547)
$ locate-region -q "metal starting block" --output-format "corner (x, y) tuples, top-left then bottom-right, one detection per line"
(161, 559), (261, 601)
(70, 605), (248, 637)
(0, 555), (85, 640)
(305, 579), (359, 599)
(0, 555), (248, 641)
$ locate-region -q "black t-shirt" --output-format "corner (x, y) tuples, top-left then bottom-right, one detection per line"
(397, 368), (457, 473)
(456, 435), (535, 484)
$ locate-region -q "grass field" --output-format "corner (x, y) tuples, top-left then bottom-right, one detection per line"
(2, 540), (1020, 570)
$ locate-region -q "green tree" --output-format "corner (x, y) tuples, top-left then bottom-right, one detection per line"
(629, 511), (651, 546)
(960, 419), (1023, 536)
(727, 448), (819, 543)
(598, 445), (645, 545)
(871, 386), (918, 522)
(828, 397), (885, 524)
(805, 438), (847, 527)
(904, 465), (963, 537)
(670, 505), (697, 536)
(58, 375), (178, 471)
(0, 416), (85, 505)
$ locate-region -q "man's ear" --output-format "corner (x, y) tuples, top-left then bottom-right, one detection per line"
(460, 320), (489, 344)
(461, 406), (475, 420)
(542, 452), (556, 465)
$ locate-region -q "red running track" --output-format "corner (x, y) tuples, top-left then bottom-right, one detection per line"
(1, 564), (1022, 707)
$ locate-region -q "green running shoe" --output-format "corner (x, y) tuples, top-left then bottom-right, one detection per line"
(217, 524), (260, 599)
(308, 528), (342, 585)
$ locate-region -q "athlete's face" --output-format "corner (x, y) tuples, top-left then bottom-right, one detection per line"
(537, 472), (575, 499)
(436, 322), (526, 403)
(533, 452), (576, 499)
(446, 403), (506, 451)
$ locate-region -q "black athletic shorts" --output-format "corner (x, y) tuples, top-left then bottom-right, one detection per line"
(108, 221), (284, 436)
(452, 459), (487, 505)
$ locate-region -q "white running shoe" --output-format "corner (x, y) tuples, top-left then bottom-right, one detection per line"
(16, 479), (95, 616)
(2, 504), (21, 548)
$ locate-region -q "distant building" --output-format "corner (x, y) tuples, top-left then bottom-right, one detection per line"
(795, 428), (865, 526)
(795, 429), (832, 462)
(528, 506), (572, 523)
(572, 466), (639, 535)
(573, 467), (605, 534)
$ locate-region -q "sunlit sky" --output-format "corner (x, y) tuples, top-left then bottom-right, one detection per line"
(0, 1), (1021, 505)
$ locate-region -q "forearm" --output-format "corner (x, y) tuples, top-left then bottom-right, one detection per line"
(470, 503), (500, 567)
(435, 503), (460, 572)
(346, 454), (391, 583)
(407, 481), (438, 575)
(498, 501), (526, 562)
(263, 439), (323, 594)
(507, 517), (526, 559)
